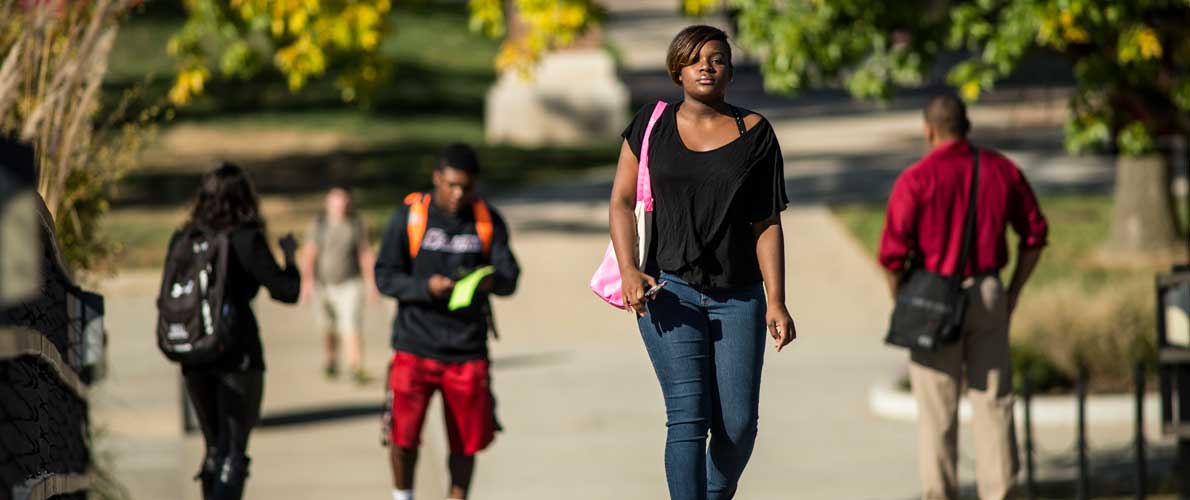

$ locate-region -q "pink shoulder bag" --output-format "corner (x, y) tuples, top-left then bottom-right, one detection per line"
(590, 101), (667, 309)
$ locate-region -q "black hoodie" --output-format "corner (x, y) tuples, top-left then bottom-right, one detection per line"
(374, 194), (520, 362)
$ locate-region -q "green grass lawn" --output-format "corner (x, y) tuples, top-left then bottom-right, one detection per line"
(833, 194), (1165, 392)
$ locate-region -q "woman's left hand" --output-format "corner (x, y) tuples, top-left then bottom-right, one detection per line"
(766, 303), (796, 353)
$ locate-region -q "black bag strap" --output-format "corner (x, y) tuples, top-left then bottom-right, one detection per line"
(952, 146), (980, 286)
(730, 106), (747, 136)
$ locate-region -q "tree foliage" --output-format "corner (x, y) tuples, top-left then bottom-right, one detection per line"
(727, 0), (1190, 156)
(168, 0), (394, 105)
(168, 0), (602, 105)
(470, 0), (602, 75)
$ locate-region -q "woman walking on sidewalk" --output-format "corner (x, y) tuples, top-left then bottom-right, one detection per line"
(174, 162), (300, 500)
(608, 25), (797, 499)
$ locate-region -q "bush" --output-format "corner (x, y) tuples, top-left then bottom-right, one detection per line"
(1011, 280), (1156, 393)
(1011, 342), (1071, 394)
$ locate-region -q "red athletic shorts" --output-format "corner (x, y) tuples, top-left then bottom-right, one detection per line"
(382, 351), (494, 455)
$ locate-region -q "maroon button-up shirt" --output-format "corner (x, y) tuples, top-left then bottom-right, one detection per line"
(878, 140), (1048, 277)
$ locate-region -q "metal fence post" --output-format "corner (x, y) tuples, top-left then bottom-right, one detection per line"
(1077, 364), (1089, 500)
(1022, 373), (1036, 500)
(1179, 437), (1190, 500)
(1135, 362), (1147, 500)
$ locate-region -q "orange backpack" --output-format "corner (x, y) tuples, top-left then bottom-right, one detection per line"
(403, 192), (493, 259)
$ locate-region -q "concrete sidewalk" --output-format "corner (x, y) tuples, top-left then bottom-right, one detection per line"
(93, 201), (921, 500)
(90, 199), (1166, 500)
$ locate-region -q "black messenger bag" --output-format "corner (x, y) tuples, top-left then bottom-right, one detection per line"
(885, 147), (980, 352)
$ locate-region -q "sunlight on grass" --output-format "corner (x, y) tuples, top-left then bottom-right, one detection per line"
(833, 195), (1147, 290)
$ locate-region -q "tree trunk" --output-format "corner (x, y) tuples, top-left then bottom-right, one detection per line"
(1103, 154), (1181, 261)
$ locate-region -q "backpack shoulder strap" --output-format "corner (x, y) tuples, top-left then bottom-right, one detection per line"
(472, 199), (493, 259)
(405, 192), (431, 259)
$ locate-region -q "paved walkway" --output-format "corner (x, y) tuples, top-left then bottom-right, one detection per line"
(94, 200), (922, 500)
(89, 4), (1143, 500)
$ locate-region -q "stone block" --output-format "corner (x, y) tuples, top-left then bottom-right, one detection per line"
(486, 50), (629, 147)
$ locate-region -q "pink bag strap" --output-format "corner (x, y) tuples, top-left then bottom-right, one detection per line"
(636, 101), (668, 205)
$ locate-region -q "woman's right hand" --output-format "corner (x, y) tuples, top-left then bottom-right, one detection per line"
(278, 233), (298, 262)
(622, 269), (659, 317)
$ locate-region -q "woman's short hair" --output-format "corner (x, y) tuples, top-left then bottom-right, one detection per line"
(187, 161), (265, 232)
(666, 25), (731, 86)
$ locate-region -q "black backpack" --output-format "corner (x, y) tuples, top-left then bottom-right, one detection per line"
(156, 227), (233, 364)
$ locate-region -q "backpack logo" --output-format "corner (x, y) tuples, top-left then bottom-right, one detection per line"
(171, 280), (195, 298)
(167, 323), (190, 340)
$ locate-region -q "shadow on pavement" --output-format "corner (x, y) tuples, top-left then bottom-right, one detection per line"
(254, 351), (571, 429)
(491, 350), (573, 371)
(116, 139), (619, 209)
(259, 403), (384, 429)
(897, 442), (1182, 500)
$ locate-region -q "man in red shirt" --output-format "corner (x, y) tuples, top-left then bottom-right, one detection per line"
(879, 94), (1048, 500)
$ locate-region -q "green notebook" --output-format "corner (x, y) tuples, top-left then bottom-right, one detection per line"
(448, 266), (496, 311)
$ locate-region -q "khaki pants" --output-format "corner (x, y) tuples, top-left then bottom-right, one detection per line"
(909, 275), (1019, 500)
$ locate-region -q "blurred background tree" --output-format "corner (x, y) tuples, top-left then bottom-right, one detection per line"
(727, 0), (1190, 261)
(0, 0), (157, 272)
(167, 0), (394, 106)
(167, 0), (603, 106)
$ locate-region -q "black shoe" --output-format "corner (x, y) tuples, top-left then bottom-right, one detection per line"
(194, 451), (220, 500)
(213, 455), (250, 500)
(324, 361), (338, 379)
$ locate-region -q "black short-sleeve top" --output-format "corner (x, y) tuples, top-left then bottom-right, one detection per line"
(621, 100), (789, 289)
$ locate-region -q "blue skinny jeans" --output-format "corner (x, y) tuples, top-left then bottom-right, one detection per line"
(637, 272), (766, 500)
